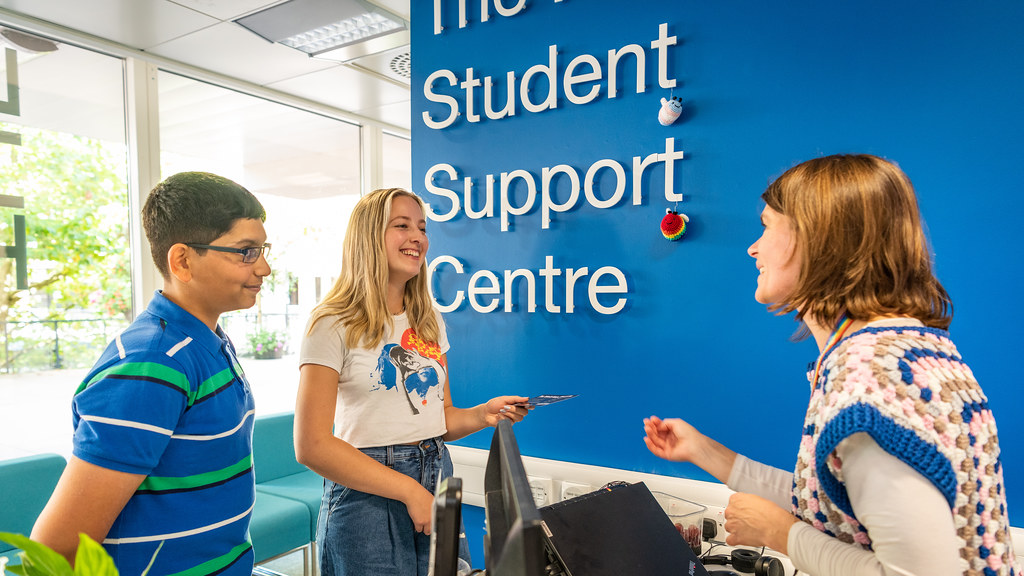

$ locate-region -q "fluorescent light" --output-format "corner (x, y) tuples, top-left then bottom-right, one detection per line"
(280, 12), (403, 55)
(235, 0), (407, 58)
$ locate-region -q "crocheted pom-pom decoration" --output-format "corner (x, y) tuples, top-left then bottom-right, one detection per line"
(661, 208), (689, 240)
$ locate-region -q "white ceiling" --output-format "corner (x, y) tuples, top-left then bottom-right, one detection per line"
(0, 0), (413, 131)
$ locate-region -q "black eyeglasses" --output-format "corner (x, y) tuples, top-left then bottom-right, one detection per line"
(186, 242), (271, 264)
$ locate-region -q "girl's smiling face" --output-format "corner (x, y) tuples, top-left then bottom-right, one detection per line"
(385, 194), (428, 286)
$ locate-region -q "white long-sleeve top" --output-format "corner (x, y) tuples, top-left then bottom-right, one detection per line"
(727, 432), (961, 576)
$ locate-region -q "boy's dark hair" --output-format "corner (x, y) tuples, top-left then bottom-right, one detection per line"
(142, 172), (266, 278)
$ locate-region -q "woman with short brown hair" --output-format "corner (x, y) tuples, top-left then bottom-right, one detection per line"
(645, 155), (1019, 575)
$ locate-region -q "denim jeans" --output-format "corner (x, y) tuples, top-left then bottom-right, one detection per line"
(316, 437), (472, 576)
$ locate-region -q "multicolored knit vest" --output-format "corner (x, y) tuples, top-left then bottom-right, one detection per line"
(791, 325), (1019, 576)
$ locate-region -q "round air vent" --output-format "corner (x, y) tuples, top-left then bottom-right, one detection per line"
(389, 52), (411, 80)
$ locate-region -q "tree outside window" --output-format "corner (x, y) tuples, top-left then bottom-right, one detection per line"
(0, 122), (130, 372)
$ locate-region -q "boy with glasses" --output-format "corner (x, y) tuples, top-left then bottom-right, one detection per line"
(32, 172), (271, 575)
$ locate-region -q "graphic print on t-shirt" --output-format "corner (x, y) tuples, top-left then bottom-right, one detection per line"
(374, 328), (446, 415)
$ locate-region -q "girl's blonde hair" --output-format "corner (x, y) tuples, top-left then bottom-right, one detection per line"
(763, 154), (952, 329)
(308, 188), (440, 348)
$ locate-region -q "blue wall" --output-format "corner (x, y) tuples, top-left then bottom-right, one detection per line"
(412, 1), (1024, 506)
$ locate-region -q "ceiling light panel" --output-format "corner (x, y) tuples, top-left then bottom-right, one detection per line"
(235, 0), (407, 57)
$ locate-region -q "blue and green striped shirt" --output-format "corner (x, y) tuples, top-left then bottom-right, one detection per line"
(72, 292), (256, 576)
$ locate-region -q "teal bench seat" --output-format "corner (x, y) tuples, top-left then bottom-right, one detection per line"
(252, 412), (324, 575)
(0, 453), (67, 565)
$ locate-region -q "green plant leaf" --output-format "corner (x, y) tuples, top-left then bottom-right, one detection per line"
(72, 534), (117, 576)
(0, 532), (73, 576)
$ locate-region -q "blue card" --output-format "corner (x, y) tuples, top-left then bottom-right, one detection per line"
(516, 394), (578, 407)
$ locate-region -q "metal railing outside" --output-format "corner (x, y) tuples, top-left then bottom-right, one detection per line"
(1, 317), (131, 374)
(0, 311), (302, 373)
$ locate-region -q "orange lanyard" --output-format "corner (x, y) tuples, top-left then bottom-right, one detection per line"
(810, 314), (853, 389)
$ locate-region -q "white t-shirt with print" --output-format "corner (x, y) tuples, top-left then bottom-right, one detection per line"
(299, 310), (449, 448)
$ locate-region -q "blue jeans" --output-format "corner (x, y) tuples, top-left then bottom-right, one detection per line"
(316, 437), (472, 576)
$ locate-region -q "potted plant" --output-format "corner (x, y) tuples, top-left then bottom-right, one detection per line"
(246, 328), (287, 359)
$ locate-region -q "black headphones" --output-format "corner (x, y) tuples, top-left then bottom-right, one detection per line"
(703, 549), (783, 576)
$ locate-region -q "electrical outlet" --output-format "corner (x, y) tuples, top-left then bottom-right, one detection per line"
(528, 476), (554, 506)
(560, 481), (594, 502)
(705, 505), (727, 542)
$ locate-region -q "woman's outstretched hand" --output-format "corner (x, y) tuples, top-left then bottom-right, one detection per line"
(643, 416), (702, 463)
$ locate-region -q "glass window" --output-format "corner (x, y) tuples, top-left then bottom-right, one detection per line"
(382, 131), (412, 192)
(0, 36), (130, 460)
(158, 71), (362, 414)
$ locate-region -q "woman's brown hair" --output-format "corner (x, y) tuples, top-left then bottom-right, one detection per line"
(762, 154), (951, 329)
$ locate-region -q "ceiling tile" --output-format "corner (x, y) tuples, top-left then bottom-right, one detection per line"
(268, 64), (410, 116)
(0, 0), (218, 50)
(148, 20), (338, 86)
(167, 0), (283, 21)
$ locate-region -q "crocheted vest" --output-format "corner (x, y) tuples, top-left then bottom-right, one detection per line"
(791, 326), (1019, 576)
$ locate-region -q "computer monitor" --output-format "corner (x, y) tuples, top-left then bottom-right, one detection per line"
(483, 419), (548, 576)
(429, 476), (463, 576)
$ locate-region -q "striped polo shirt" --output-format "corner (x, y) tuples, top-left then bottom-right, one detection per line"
(72, 292), (256, 576)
